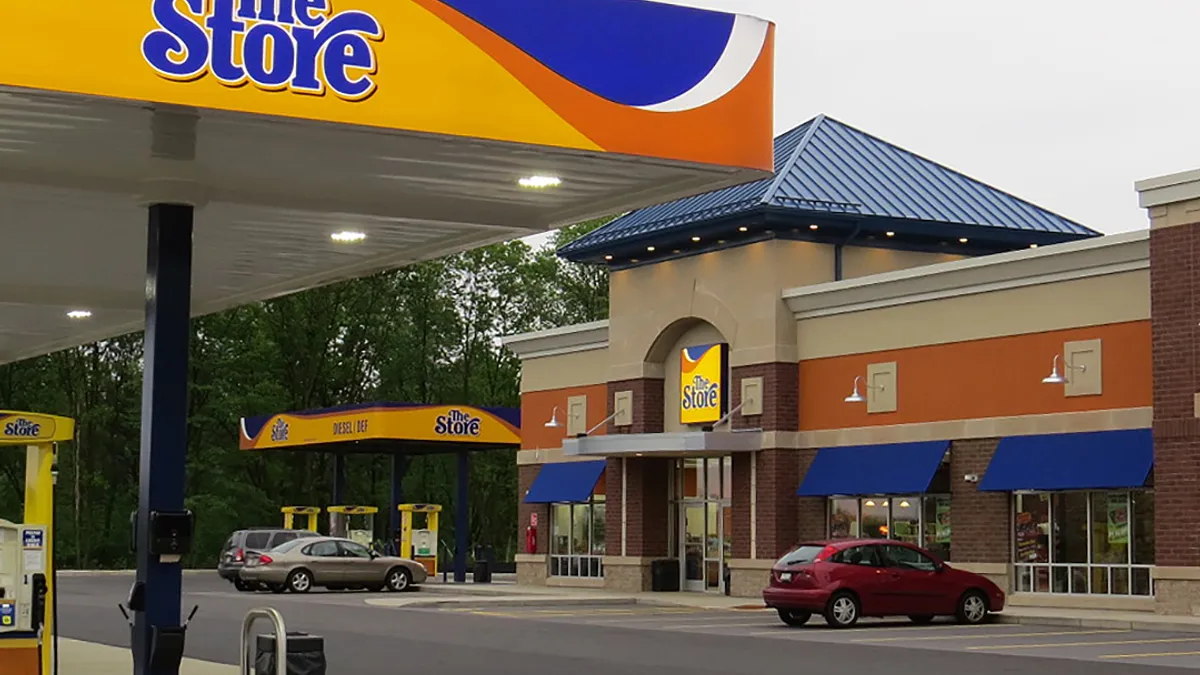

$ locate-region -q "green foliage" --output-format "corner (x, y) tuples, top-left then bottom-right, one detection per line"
(0, 224), (611, 568)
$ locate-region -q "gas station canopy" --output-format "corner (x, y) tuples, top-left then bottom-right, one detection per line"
(0, 0), (775, 364)
(239, 402), (521, 454)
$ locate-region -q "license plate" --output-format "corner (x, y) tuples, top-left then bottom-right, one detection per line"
(779, 572), (792, 582)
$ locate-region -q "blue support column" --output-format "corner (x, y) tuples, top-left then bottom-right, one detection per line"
(455, 450), (469, 583)
(389, 455), (406, 542)
(133, 203), (193, 675)
(333, 452), (346, 504)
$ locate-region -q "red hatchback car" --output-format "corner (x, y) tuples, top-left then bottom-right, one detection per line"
(762, 539), (1005, 628)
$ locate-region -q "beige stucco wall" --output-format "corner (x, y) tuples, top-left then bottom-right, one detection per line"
(841, 246), (966, 280)
(520, 348), (610, 393)
(796, 268), (1149, 359)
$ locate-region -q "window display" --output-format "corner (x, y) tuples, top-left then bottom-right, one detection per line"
(1013, 490), (1153, 596)
(828, 495), (951, 560)
(549, 496), (605, 578)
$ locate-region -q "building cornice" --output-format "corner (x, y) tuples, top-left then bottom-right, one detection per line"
(784, 230), (1147, 320)
(1136, 168), (1200, 208)
(501, 320), (609, 360)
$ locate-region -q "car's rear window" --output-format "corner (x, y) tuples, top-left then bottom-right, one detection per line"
(775, 545), (827, 567)
(244, 532), (271, 549)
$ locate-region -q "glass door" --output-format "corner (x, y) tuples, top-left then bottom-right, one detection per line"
(683, 503), (706, 591)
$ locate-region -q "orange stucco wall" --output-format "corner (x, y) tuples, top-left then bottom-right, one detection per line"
(799, 321), (1151, 430)
(520, 384), (609, 450)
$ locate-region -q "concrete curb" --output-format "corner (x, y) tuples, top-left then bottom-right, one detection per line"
(994, 613), (1200, 634)
(372, 595), (639, 609)
(57, 569), (216, 576)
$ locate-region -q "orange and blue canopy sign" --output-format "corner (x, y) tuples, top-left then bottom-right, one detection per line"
(0, 0), (773, 171)
(240, 402), (521, 450)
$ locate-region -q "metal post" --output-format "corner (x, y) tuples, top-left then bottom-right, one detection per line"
(239, 607), (288, 675)
(455, 450), (469, 583)
(333, 452), (346, 505)
(390, 456), (406, 545)
(133, 203), (194, 675)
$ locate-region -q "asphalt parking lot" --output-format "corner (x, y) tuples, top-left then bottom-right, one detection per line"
(438, 604), (1200, 667)
(56, 574), (1200, 674)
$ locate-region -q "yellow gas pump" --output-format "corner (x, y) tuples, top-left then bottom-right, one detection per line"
(398, 504), (441, 576)
(0, 411), (74, 675)
(327, 506), (377, 547)
(281, 506), (321, 532)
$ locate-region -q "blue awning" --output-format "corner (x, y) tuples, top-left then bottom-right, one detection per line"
(978, 429), (1153, 492)
(797, 441), (950, 497)
(524, 461), (607, 503)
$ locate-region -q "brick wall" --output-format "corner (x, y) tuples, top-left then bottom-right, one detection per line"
(607, 378), (665, 434)
(604, 458), (623, 556)
(730, 363), (800, 431)
(1151, 222), (1200, 567)
(755, 449), (801, 559)
(621, 457), (670, 557)
(950, 439), (1009, 563)
(518, 464), (549, 553)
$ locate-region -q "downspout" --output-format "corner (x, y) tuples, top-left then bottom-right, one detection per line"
(834, 223), (862, 281)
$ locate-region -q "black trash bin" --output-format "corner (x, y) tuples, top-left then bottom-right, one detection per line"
(473, 545), (493, 583)
(651, 559), (680, 592)
(255, 632), (326, 675)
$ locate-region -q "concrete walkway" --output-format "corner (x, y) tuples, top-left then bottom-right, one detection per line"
(59, 638), (235, 674)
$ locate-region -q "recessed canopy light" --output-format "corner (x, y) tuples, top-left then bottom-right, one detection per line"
(738, 226), (748, 232)
(718, 239), (726, 244)
(66, 310), (92, 320)
(958, 237), (969, 243)
(646, 245), (656, 252)
(672, 249), (681, 254)
(809, 224), (819, 230)
(691, 236), (701, 242)
(518, 175), (561, 189)
(331, 231), (366, 243)
(886, 231), (895, 237)
(1030, 243), (1039, 249)
(604, 255), (614, 261)
(630, 258), (640, 263)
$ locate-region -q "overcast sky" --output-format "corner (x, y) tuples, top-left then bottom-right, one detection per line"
(532, 0), (1198, 248)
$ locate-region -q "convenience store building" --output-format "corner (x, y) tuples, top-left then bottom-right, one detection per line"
(504, 115), (1200, 615)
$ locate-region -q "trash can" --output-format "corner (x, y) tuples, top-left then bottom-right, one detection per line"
(255, 632), (326, 675)
(651, 559), (680, 592)
(472, 545), (493, 583)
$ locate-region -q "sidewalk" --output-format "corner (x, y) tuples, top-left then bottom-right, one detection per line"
(59, 639), (235, 675)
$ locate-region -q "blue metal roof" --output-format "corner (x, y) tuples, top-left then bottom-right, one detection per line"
(559, 115), (1099, 262)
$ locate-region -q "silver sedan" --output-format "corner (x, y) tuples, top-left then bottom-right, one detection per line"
(240, 536), (429, 594)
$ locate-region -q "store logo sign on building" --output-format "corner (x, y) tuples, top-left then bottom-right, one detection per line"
(435, 410), (482, 438)
(142, 0), (384, 101)
(680, 343), (728, 425)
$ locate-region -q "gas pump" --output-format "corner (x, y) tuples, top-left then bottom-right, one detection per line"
(281, 506), (321, 532)
(398, 504), (441, 576)
(327, 506), (377, 547)
(0, 410), (74, 675)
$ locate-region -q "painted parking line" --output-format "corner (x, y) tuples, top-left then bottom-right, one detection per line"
(852, 629), (1130, 643)
(745, 623), (1042, 638)
(969, 637), (1200, 651)
(1100, 650), (1200, 660)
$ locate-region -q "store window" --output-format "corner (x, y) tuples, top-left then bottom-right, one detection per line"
(827, 495), (951, 561)
(1013, 490), (1153, 596)
(549, 495), (605, 578)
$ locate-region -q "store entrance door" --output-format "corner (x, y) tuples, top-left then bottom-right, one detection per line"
(681, 500), (728, 591)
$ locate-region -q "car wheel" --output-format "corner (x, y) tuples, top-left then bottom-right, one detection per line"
(268, 584), (286, 594)
(956, 590), (989, 625)
(777, 609), (812, 627)
(367, 584), (385, 593)
(386, 567), (413, 592)
(287, 569), (314, 594)
(908, 615), (935, 625)
(233, 578), (255, 592)
(823, 591), (860, 628)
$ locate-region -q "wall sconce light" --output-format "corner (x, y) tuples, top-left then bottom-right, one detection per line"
(544, 407), (562, 428)
(844, 375), (884, 403)
(1042, 354), (1085, 385)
